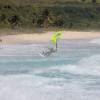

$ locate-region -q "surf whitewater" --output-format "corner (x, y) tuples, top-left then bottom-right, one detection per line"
(0, 39), (100, 100)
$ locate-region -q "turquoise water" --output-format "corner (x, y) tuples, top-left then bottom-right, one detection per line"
(0, 39), (100, 100)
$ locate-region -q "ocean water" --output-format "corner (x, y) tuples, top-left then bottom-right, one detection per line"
(0, 39), (100, 100)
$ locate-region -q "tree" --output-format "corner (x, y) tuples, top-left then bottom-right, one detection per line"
(92, 0), (96, 3)
(8, 15), (19, 29)
(81, 0), (86, 2)
(42, 9), (49, 28)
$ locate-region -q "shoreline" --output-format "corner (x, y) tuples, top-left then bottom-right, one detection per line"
(0, 31), (100, 45)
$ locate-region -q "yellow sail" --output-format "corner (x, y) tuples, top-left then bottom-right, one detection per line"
(51, 31), (62, 44)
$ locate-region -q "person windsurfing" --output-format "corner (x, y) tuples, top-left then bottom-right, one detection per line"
(40, 31), (62, 57)
(51, 31), (62, 51)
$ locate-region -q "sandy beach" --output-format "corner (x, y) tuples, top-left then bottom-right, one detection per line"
(0, 31), (100, 44)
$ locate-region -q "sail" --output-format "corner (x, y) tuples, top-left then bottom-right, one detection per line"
(51, 31), (62, 44)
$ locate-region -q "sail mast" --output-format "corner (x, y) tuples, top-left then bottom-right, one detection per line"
(56, 40), (57, 51)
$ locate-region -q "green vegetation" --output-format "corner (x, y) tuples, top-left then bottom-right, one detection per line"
(0, 0), (100, 30)
(0, 0), (100, 6)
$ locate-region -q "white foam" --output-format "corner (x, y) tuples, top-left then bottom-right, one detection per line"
(44, 54), (100, 76)
(0, 54), (100, 100)
(90, 38), (100, 45)
(0, 75), (82, 100)
(0, 73), (100, 100)
(0, 42), (100, 100)
(0, 75), (52, 100)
